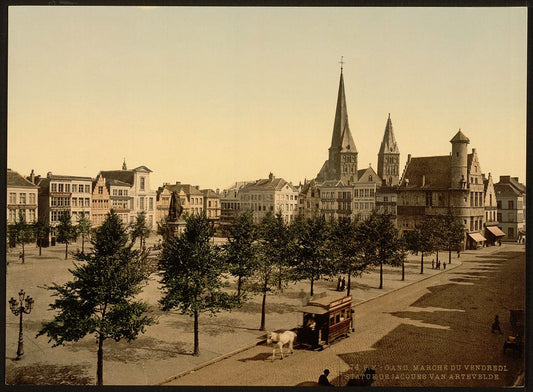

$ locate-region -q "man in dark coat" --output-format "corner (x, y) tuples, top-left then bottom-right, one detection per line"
(318, 369), (332, 386)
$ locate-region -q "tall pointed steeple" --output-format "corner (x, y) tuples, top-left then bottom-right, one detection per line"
(377, 114), (400, 186)
(316, 62), (358, 184)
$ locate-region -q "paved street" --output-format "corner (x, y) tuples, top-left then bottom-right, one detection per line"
(162, 243), (525, 387)
(4, 238), (525, 386)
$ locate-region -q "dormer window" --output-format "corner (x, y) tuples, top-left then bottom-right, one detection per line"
(140, 177), (145, 191)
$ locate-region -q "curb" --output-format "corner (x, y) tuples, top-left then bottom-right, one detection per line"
(156, 338), (267, 385)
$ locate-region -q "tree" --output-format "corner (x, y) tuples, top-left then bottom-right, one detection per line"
(290, 214), (334, 296)
(250, 212), (287, 331)
(417, 215), (440, 274)
(265, 211), (291, 291)
(442, 210), (465, 264)
(76, 212), (92, 253)
(331, 218), (370, 294)
(8, 211), (35, 263)
(222, 211), (258, 303)
(33, 221), (50, 256)
(56, 211), (77, 260)
(159, 214), (238, 355)
(359, 212), (405, 289)
(37, 211), (155, 385)
(130, 211), (151, 250)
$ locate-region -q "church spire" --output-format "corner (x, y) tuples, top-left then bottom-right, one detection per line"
(330, 64), (356, 153)
(378, 114), (399, 155)
(122, 158), (127, 170)
(377, 114), (400, 186)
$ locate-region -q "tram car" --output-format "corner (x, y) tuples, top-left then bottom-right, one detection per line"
(298, 291), (353, 348)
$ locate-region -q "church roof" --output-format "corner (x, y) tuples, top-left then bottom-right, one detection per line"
(378, 114), (400, 155)
(242, 175), (297, 192)
(450, 129), (470, 144)
(400, 155), (452, 189)
(330, 71), (357, 153)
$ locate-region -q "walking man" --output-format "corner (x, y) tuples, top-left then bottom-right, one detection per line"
(318, 369), (332, 386)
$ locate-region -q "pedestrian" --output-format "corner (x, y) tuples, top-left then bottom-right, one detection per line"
(431, 259), (435, 269)
(336, 276), (342, 291)
(457, 250), (460, 258)
(318, 369), (332, 386)
(437, 261), (440, 270)
(341, 277), (346, 291)
(491, 315), (502, 334)
(443, 262), (446, 270)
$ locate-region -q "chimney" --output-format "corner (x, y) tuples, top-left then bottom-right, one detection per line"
(216, 188), (220, 195)
(47, 171), (52, 178)
(269, 172), (274, 181)
(195, 185), (200, 190)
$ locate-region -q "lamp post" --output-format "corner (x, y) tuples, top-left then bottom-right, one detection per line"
(9, 289), (34, 360)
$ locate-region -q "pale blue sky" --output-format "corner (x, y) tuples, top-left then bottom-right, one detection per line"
(8, 6), (527, 190)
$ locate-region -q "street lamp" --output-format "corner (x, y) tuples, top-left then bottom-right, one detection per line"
(9, 289), (34, 360)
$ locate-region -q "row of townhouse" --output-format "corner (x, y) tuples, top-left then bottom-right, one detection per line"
(155, 182), (221, 227)
(13, 163), (157, 239)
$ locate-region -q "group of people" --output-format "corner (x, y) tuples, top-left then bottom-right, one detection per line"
(336, 276), (346, 291)
(431, 259), (446, 270)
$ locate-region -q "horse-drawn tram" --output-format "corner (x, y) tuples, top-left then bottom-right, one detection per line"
(298, 292), (352, 348)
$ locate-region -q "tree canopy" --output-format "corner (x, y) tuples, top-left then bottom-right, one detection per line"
(37, 211), (155, 385)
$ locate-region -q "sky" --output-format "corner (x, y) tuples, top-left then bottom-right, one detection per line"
(7, 6), (527, 191)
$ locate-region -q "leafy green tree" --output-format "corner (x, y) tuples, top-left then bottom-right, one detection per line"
(265, 211), (291, 291)
(130, 211), (151, 250)
(159, 214), (238, 355)
(331, 218), (370, 294)
(223, 211), (257, 303)
(249, 211), (287, 331)
(37, 211), (155, 385)
(56, 211), (77, 260)
(76, 212), (92, 253)
(33, 221), (50, 256)
(290, 214), (334, 296)
(417, 215), (440, 274)
(442, 210), (465, 264)
(359, 212), (405, 289)
(8, 211), (35, 263)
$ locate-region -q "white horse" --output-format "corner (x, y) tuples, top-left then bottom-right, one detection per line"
(266, 330), (297, 360)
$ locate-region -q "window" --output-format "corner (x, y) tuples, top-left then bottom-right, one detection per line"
(497, 201), (502, 209)
(85, 185), (91, 193)
(79, 184), (84, 193)
(65, 184), (70, 192)
(508, 200), (514, 210)
(149, 197), (153, 210)
(9, 193), (16, 204)
(113, 189), (118, 196)
(140, 177), (145, 191)
(98, 186), (103, 194)
(72, 198), (77, 207)
(29, 193), (36, 204)
(140, 197), (145, 210)
(19, 193), (26, 204)
(85, 198), (90, 207)
(51, 183), (57, 192)
(58, 183), (64, 192)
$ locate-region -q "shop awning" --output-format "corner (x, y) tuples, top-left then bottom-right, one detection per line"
(468, 232), (487, 242)
(485, 226), (506, 237)
(299, 305), (328, 315)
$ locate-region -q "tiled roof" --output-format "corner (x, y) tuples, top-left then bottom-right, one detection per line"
(242, 176), (297, 192)
(48, 174), (93, 181)
(450, 130), (470, 143)
(106, 179), (132, 188)
(7, 169), (38, 188)
(201, 189), (220, 198)
(494, 183), (523, 197)
(99, 170), (135, 186)
(163, 183), (203, 196)
(401, 155), (451, 189)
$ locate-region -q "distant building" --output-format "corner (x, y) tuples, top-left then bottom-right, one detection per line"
(106, 179), (133, 226)
(37, 172), (93, 232)
(482, 173), (505, 245)
(397, 130), (487, 250)
(297, 179), (321, 219)
(200, 188), (221, 225)
(239, 173), (299, 224)
(377, 114), (401, 187)
(155, 182), (204, 225)
(91, 173), (110, 228)
(7, 169), (38, 224)
(219, 181), (253, 234)
(494, 175), (526, 240)
(99, 162), (156, 229)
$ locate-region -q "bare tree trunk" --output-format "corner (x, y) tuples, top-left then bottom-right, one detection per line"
(420, 253), (424, 274)
(21, 243), (25, 264)
(347, 269), (352, 296)
(310, 276), (315, 297)
(260, 290), (267, 331)
(401, 262), (405, 281)
(379, 261), (383, 289)
(193, 310), (199, 356)
(237, 276), (242, 302)
(97, 334), (104, 386)
(65, 242), (68, 260)
(82, 235), (85, 253)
